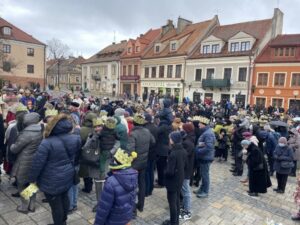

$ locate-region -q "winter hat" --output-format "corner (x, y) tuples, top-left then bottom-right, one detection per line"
(278, 137), (287, 144)
(241, 139), (251, 146)
(182, 123), (195, 133)
(144, 113), (152, 123)
(109, 148), (137, 170)
(70, 101), (80, 108)
(169, 131), (183, 144)
(115, 108), (125, 117)
(242, 132), (252, 139)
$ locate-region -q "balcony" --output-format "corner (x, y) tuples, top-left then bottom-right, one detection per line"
(120, 75), (140, 81)
(91, 74), (101, 81)
(202, 78), (231, 90)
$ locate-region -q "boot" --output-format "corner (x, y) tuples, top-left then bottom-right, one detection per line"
(28, 194), (36, 213)
(291, 213), (300, 221)
(17, 196), (29, 214)
(93, 179), (104, 212)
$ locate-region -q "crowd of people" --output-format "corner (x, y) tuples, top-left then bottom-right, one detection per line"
(0, 87), (300, 225)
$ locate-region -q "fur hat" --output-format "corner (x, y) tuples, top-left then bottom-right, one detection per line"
(105, 117), (117, 129)
(109, 148), (137, 170)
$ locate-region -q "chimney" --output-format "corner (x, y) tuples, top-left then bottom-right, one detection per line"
(271, 8), (284, 38)
(177, 17), (192, 34)
(162, 19), (174, 36)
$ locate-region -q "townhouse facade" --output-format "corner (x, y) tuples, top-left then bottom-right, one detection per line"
(120, 29), (160, 97)
(0, 17), (46, 88)
(46, 56), (85, 91)
(140, 17), (219, 101)
(82, 40), (127, 96)
(185, 8), (283, 106)
(251, 34), (300, 111)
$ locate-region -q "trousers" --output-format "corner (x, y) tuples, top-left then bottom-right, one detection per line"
(167, 190), (180, 225)
(45, 191), (69, 225)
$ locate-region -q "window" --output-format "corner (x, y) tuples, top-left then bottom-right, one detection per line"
(224, 68), (232, 80)
(111, 65), (116, 75)
(167, 65), (173, 78)
(175, 65), (182, 78)
(3, 61), (11, 72)
(123, 65), (126, 75)
(195, 69), (202, 81)
(135, 46), (140, 52)
(256, 97), (266, 107)
(155, 45), (160, 53)
(76, 77), (80, 82)
(206, 68), (214, 79)
(211, 44), (220, 53)
(275, 48), (278, 56)
(151, 67), (156, 78)
(285, 48), (290, 56)
(159, 65), (164, 78)
(27, 65), (34, 73)
(238, 67), (247, 81)
(291, 47), (296, 56)
(230, 42), (239, 52)
(257, 73), (268, 86)
(274, 73), (285, 86)
(27, 48), (34, 56)
(272, 98), (283, 107)
(127, 47), (131, 53)
(171, 43), (176, 51)
(145, 67), (149, 78)
(128, 65), (132, 75)
(134, 65), (138, 75)
(279, 48), (284, 56)
(3, 27), (11, 35)
(241, 41), (250, 51)
(202, 45), (210, 54)
(3, 44), (11, 53)
(292, 73), (300, 86)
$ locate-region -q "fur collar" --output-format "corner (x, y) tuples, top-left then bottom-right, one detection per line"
(44, 113), (72, 138)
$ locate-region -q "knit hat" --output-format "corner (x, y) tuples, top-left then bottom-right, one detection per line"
(242, 132), (252, 139)
(133, 113), (146, 125)
(109, 148), (137, 170)
(70, 101), (80, 108)
(144, 113), (152, 123)
(278, 137), (287, 144)
(169, 131), (183, 144)
(182, 123), (195, 133)
(114, 108), (125, 117)
(16, 103), (29, 113)
(241, 139), (251, 146)
(105, 117), (117, 129)
(93, 117), (104, 127)
(45, 109), (58, 118)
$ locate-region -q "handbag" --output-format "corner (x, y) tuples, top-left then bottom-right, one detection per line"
(81, 134), (101, 167)
(280, 161), (294, 169)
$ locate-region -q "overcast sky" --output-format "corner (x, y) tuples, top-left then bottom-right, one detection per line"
(0, 0), (299, 58)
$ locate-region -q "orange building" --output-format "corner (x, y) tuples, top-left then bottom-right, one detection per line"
(251, 34), (300, 111)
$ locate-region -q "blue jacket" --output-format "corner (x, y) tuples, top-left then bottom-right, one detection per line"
(94, 168), (138, 225)
(195, 126), (216, 162)
(265, 132), (278, 154)
(273, 145), (294, 174)
(29, 114), (81, 195)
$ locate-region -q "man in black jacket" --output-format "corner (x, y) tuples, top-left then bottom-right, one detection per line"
(162, 131), (187, 225)
(127, 114), (155, 213)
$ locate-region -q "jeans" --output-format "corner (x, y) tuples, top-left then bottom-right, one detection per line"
(45, 191), (69, 225)
(137, 169), (146, 211)
(197, 162), (211, 194)
(68, 184), (78, 210)
(181, 179), (191, 212)
(167, 190), (180, 225)
(145, 160), (155, 196)
(156, 156), (167, 186)
(276, 173), (288, 192)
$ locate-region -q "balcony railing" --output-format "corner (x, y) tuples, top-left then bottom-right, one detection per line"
(120, 75), (140, 81)
(202, 78), (231, 90)
(91, 74), (101, 81)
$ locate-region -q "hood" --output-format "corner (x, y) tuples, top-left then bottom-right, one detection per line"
(82, 112), (97, 128)
(44, 114), (73, 138)
(23, 112), (40, 126)
(114, 115), (121, 124)
(163, 99), (172, 108)
(24, 124), (42, 132)
(113, 168), (138, 192)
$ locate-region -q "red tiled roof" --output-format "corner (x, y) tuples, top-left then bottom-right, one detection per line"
(82, 41), (127, 64)
(190, 19), (272, 59)
(255, 34), (300, 63)
(121, 28), (161, 59)
(143, 18), (215, 59)
(0, 17), (45, 45)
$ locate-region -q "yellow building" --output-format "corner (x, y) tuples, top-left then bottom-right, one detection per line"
(0, 17), (46, 89)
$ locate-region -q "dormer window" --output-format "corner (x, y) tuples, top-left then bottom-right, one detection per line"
(202, 45), (210, 54)
(211, 44), (220, 53)
(241, 41), (250, 51)
(127, 47), (132, 53)
(3, 26), (11, 35)
(230, 42), (239, 52)
(171, 42), (177, 51)
(155, 44), (160, 53)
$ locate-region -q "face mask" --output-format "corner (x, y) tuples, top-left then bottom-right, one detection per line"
(279, 143), (286, 147)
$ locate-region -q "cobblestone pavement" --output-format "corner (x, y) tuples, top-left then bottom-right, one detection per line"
(0, 160), (299, 225)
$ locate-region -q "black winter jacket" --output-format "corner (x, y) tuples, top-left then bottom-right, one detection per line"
(156, 124), (172, 157)
(182, 132), (195, 179)
(144, 123), (158, 161)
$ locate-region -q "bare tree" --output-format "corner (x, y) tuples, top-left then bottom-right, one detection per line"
(47, 38), (70, 89)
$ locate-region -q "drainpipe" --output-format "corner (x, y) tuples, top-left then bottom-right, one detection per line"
(182, 56), (187, 101)
(246, 54), (253, 108)
(43, 45), (46, 90)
